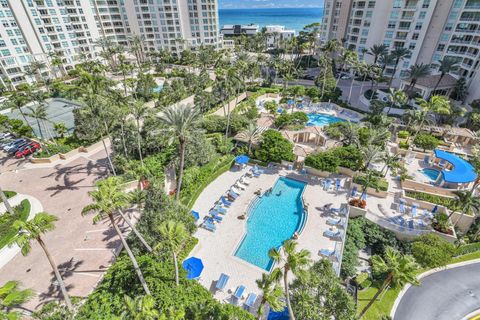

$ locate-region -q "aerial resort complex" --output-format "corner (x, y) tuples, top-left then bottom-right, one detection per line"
(2, 0), (480, 320)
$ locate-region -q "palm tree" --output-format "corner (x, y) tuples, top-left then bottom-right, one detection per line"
(255, 272), (285, 320)
(53, 122), (67, 138)
(432, 57), (459, 95)
(450, 190), (480, 227)
(389, 47), (411, 88)
(121, 295), (160, 320)
(131, 100), (149, 167)
(0, 281), (34, 319)
(362, 145), (384, 171)
(82, 177), (151, 294)
(339, 121), (360, 147)
(379, 53), (395, 75)
(155, 220), (188, 286)
(368, 44), (388, 65)
(269, 240), (311, 320)
(386, 88), (408, 115)
(358, 247), (419, 318)
(406, 63), (431, 94)
(8, 213), (73, 310)
(129, 35), (146, 67)
(357, 171), (377, 202)
(381, 152), (401, 177)
(0, 186), (14, 215)
(25, 102), (50, 154)
(237, 123), (262, 155)
(158, 104), (200, 202)
(411, 95), (451, 141)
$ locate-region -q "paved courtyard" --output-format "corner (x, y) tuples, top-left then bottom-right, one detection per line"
(189, 165), (348, 310)
(0, 147), (134, 312)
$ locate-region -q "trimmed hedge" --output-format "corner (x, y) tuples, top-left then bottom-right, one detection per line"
(405, 191), (456, 210)
(353, 175), (389, 191)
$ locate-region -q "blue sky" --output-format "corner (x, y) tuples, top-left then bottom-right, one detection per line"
(218, 0), (324, 9)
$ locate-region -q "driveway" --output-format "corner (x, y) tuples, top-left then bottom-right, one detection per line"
(394, 263), (480, 320)
(0, 148), (135, 312)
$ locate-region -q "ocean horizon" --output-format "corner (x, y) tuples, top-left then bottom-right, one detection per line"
(218, 7), (324, 34)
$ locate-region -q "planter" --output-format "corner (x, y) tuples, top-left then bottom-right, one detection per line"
(349, 204), (367, 217)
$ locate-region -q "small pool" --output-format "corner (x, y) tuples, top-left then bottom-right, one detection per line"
(307, 113), (345, 127)
(420, 168), (440, 181)
(234, 177), (306, 271)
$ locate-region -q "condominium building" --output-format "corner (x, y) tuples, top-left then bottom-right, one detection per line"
(321, 0), (480, 102)
(0, 0), (220, 88)
(264, 25), (295, 49)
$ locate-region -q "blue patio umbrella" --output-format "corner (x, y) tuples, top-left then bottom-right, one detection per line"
(235, 155), (250, 165)
(191, 210), (200, 221)
(182, 257), (204, 280)
(287, 99), (295, 105)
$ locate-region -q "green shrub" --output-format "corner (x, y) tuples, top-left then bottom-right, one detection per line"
(405, 191), (455, 210)
(305, 151), (340, 173)
(0, 199), (30, 249)
(3, 191), (16, 199)
(255, 130), (295, 163)
(412, 234), (455, 268)
(414, 133), (440, 151)
(455, 242), (480, 256)
(274, 111), (309, 130)
(333, 146), (363, 171)
(398, 130), (410, 139)
(353, 175), (389, 191)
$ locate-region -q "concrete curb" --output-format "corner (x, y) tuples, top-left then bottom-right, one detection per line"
(390, 259), (480, 318)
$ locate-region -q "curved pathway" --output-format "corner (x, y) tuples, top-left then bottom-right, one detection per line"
(394, 262), (480, 320)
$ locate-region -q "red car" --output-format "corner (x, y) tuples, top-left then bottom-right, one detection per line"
(15, 142), (41, 158)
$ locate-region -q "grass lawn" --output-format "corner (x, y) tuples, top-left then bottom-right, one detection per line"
(0, 199), (31, 249)
(357, 253), (480, 319)
(4, 191), (17, 199)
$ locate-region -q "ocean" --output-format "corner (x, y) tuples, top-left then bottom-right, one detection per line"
(218, 7), (324, 34)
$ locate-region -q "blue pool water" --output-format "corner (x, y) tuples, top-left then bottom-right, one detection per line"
(234, 177), (306, 271)
(420, 168), (440, 181)
(307, 113), (345, 127)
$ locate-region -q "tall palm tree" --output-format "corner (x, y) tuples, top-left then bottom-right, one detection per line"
(362, 145), (384, 171)
(358, 170), (377, 202)
(155, 220), (188, 286)
(386, 88), (408, 115)
(359, 247), (419, 318)
(131, 100), (149, 167)
(237, 123), (262, 155)
(25, 102), (50, 155)
(450, 190), (480, 227)
(8, 213), (73, 310)
(432, 57), (459, 95)
(335, 49), (357, 88)
(389, 47), (411, 88)
(0, 281), (34, 319)
(379, 53), (395, 75)
(368, 44), (388, 65)
(255, 272), (285, 320)
(158, 104), (200, 202)
(129, 34), (146, 67)
(381, 152), (401, 177)
(269, 240), (311, 320)
(411, 95), (451, 141)
(0, 186), (14, 215)
(406, 63), (431, 94)
(82, 177), (151, 294)
(121, 295), (160, 320)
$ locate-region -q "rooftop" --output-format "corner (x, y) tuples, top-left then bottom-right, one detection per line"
(414, 74), (458, 89)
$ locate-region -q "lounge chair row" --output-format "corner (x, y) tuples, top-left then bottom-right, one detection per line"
(215, 273), (257, 310)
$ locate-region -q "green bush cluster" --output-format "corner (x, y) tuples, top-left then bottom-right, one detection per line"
(353, 175), (389, 192)
(274, 112), (309, 130)
(404, 191), (455, 210)
(3, 191), (16, 199)
(305, 146), (363, 173)
(397, 130), (410, 139)
(255, 130), (295, 163)
(454, 242), (480, 256)
(413, 133), (440, 151)
(411, 234), (455, 268)
(0, 200), (30, 249)
(201, 114), (250, 135)
(399, 141), (409, 149)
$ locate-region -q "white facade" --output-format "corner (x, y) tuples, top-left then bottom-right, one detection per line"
(220, 24), (259, 37)
(264, 25), (295, 49)
(321, 0), (480, 103)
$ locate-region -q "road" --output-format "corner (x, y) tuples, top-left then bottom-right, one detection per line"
(394, 263), (480, 320)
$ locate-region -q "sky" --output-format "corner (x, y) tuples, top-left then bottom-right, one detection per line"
(218, 0), (324, 9)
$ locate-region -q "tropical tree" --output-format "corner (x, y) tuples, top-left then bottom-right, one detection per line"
(0, 186), (14, 215)
(158, 104), (200, 202)
(255, 272), (285, 320)
(8, 213), (73, 310)
(53, 122), (67, 138)
(432, 57), (459, 95)
(0, 281), (34, 319)
(389, 47), (411, 88)
(361, 145), (384, 171)
(269, 240), (311, 320)
(405, 63), (431, 94)
(237, 123), (262, 155)
(368, 44), (388, 64)
(129, 35), (146, 67)
(358, 247), (419, 318)
(411, 95), (451, 141)
(131, 100), (149, 167)
(386, 88), (408, 115)
(450, 190), (480, 227)
(379, 53), (395, 74)
(381, 152), (401, 177)
(82, 177), (151, 294)
(357, 170), (377, 202)
(155, 220), (188, 286)
(121, 295), (161, 320)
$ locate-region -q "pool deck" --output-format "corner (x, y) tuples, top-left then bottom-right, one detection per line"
(189, 165), (347, 310)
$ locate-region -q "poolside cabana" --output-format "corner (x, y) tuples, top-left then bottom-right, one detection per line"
(281, 126), (327, 147)
(431, 149), (477, 189)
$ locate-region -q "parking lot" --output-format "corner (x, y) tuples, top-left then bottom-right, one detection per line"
(0, 146), (132, 312)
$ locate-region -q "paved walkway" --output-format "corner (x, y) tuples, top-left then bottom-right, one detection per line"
(394, 262), (480, 320)
(0, 147), (137, 312)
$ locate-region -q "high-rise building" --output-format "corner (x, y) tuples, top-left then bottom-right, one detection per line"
(321, 0), (480, 102)
(0, 0), (220, 88)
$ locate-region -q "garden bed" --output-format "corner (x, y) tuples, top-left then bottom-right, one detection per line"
(4, 191), (16, 199)
(0, 199), (31, 249)
(404, 190), (456, 211)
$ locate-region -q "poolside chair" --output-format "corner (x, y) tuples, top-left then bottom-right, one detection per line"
(231, 186), (242, 195)
(323, 229), (343, 239)
(245, 293), (257, 310)
(351, 186), (357, 197)
(228, 190), (239, 200)
(335, 178), (341, 191)
(326, 217), (344, 226)
(202, 220), (216, 232)
(411, 204), (418, 218)
(214, 205), (227, 214)
(233, 285), (246, 301)
(423, 155), (431, 165)
(407, 220), (415, 230)
(220, 196), (232, 207)
(399, 202), (406, 214)
(216, 273), (230, 291)
(438, 159), (447, 167)
(209, 212), (223, 222)
(240, 176), (251, 185)
(234, 181), (247, 191)
(324, 179), (331, 191)
(319, 248), (335, 257)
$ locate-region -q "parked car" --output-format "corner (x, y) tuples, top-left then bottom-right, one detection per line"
(7, 140), (31, 155)
(15, 142), (40, 158)
(0, 132), (13, 140)
(340, 74), (352, 80)
(3, 138), (29, 152)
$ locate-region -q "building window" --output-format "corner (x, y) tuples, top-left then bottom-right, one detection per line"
(385, 31), (394, 38)
(419, 11), (426, 19)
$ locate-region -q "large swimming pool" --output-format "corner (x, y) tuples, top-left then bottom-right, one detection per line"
(234, 177), (306, 271)
(307, 113), (345, 127)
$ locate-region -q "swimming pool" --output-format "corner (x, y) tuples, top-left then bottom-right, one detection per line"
(234, 177), (306, 271)
(307, 113), (345, 127)
(420, 168), (440, 181)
